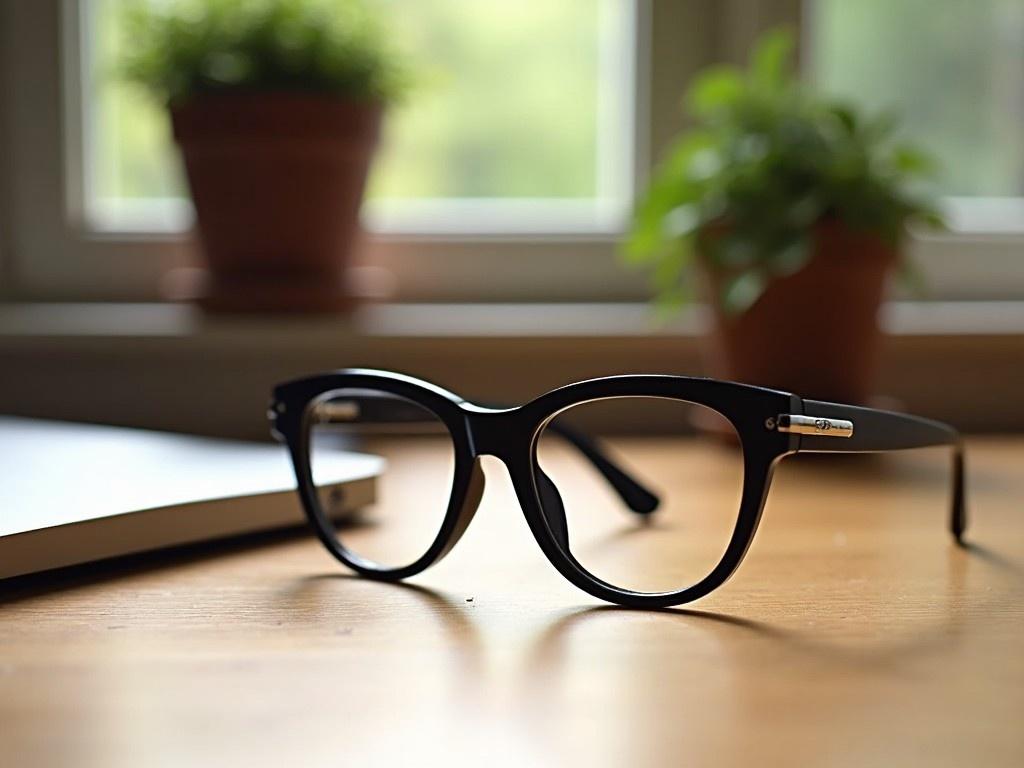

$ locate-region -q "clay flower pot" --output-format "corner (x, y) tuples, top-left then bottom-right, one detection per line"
(705, 219), (897, 404)
(171, 93), (383, 313)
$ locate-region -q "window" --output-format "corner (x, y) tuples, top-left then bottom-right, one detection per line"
(810, 0), (1024, 235)
(2, 1), (1020, 302)
(87, 0), (636, 235)
(806, 0), (1024, 299)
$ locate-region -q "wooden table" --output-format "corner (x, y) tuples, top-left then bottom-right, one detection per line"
(2, 438), (1022, 767)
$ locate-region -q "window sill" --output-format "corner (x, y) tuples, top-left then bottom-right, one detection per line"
(0, 301), (1022, 435)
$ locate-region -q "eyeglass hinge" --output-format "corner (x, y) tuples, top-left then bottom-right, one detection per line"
(267, 400), (287, 442)
(776, 414), (854, 438)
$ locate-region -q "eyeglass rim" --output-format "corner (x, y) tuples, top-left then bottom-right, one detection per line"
(272, 369), (795, 607)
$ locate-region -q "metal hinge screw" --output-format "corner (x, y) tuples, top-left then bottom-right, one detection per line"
(764, 416), (776, 431)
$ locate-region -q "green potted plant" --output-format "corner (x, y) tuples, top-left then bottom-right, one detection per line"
(627, 29), (942, 403)
(122, 0), (406, 312)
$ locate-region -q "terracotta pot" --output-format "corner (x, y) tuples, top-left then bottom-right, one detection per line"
(171, 93), (383, 313)
(705, 219), (897, 404)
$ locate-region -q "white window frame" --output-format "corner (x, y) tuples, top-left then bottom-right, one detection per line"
(2, 0), (1022, 303)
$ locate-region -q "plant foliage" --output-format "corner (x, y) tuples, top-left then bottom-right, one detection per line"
(625, 28), (944, 314)
(120, 0), (407, 106)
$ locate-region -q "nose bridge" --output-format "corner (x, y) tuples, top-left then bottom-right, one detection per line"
(464, 406), (527, 462)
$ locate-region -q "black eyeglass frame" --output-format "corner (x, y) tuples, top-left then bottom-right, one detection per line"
(270, 369), (966, 609)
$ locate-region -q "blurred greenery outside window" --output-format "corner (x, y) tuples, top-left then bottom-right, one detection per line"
(67, 0), (1024, 310)
(812, 0), (1024, 231)
(89, 0), (1024, 239)
(87, 0), (636, 233)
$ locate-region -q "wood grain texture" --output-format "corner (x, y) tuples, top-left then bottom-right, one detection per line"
(1, 438), (1022, 767)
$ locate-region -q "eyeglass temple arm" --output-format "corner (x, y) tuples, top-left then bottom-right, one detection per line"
(469, 401), (657, 515)
(474, 401), (657, 514)
(316, 396), (659, 516)
(790, 399), (966, 542)
(543, 420), (659, 515)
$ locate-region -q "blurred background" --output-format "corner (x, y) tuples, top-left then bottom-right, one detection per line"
(0, 0), (1021, 437)
(88, 0), (1024, 228)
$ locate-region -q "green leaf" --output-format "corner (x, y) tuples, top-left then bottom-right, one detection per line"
(653, 242), (690, 291)
(688, 66), (744, 118)
(685, 147), (724, 182)
(663, 204), (701, 239)
(624, 174), (689, 261)
(786, 195), (823, 229)
(714, 235), (758, 269)
(918, 208), (948, 230)
(751, 27), (794, 91)
(664, 130), (718, 177)
(653, 284), (693, 320)
(720, 271), (766, 315)
(767, 237), (810, 276)
(829, 103), (858, 134)
(891, 144), (936, 176)
(861, 110), (899, 145)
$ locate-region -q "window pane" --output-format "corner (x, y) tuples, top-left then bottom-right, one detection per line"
(87, 0), (633, 229)
(811, 0), (1024, 197)
(91, 0), (186, 202)
(371, 0), (600, 200)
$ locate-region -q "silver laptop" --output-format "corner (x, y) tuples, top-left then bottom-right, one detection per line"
(0, 417), (381, 579)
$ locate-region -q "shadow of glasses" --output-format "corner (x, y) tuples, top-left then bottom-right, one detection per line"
(521, 604), (786, 681)
(520, 536), (1023, 681)
(279, 573), (485, 691)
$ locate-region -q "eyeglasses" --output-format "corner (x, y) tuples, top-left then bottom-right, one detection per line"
(270, 369), (966, 609)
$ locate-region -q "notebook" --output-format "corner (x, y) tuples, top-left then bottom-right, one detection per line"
(0, 417), (382, 580)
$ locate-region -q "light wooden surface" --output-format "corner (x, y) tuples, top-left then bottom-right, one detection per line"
(1, 438), (1022, 767)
